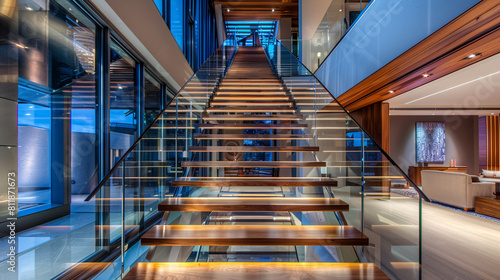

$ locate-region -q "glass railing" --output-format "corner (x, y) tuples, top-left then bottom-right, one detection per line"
(263, 37), (428, 280)
(275, 0), (369, 72)
(45, 37), (239, 279)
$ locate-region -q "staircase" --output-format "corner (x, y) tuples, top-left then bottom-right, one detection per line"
(123, 46), (390, 279)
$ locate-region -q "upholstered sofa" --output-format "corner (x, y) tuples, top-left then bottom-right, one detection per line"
(421, 170), (495, 210)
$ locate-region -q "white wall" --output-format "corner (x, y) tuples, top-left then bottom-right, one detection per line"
(91, 0), (193, 90)
(301, 0), (333, 40)
(301, 0), (332, 70)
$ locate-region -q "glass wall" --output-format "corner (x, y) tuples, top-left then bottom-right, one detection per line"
(10, 0), (169, 218)
(17, 0), (98, 213)
(144, 72), (163, 127)
(153, 0), (218, 71)
(109, 41), (138, 169)
(170, 0), (184, 52)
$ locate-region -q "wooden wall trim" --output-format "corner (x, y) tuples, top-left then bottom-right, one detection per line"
(351, 102), (390, 153)
(336, 0), (500, 112)
(487, 115), (500, 171)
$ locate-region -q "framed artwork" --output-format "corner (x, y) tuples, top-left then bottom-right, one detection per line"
(416, 122), (445, 163)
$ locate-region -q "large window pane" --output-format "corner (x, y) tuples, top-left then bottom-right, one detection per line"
(144, 72), (162, 127)
(110, 41), (137, 167)
(17, 0), (97, 213)
(154, 0), (165, 17)
(170, 0), (184, 51)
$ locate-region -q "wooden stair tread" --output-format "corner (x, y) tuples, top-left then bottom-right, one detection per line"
(189, 146), (319, 152)
(206, 107), (296, 113)
(124, 262), (389, 280)
(202, 114), (303, 121)
(209, 101), (294, 106)
(172, 179), (337, 187)
(218, 86), (283, 89)
(141, 225), (368, 246)
(181, 161), (326, 168)
(198, 123), (307, 129)
(158, 197), (347, 212)
(193, 133), (312, 139)
(214, 93), (287, 97)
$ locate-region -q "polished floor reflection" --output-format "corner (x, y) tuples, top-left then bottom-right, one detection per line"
(334, 187), (500, 280)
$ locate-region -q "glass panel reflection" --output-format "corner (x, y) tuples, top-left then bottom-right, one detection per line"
(110, 40), (137, 169)
(17, 0), (97, 213)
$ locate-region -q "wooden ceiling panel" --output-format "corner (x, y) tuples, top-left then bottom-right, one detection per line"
(216, 0), (298, 22)
(335, 0), (500, 112)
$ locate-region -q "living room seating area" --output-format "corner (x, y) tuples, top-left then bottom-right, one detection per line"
(421, 170), (495, 211)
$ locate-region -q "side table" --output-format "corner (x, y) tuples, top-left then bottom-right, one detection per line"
(475, 196), (500, 219)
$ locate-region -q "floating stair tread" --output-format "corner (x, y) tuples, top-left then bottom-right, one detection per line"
(141, 225), (368, 246)
(213, 95), (289, 100)
(214, 90), (288, 96)
(209, 101), (293, 106)
(198, 123), (307, 129)
(202, 114), (303, 121)
(205, 107), (296, 113)
(158, 197), (347, 212)
(171, 179), (337, 187)
(181, 161), (326, 168)
(124, 262), (389, 280)
(193, 133), (312, 140)
(189, 146), (319, 152)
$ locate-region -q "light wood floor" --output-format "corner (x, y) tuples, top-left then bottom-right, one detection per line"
(335, 187), (500, 280)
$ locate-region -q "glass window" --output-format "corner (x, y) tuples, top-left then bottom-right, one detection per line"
(153, 0), (165, 17)
(17, 0), (97, 213)
(109, 40), (137, 167)
(144, 72), (162, 127)
(170, 0), (184, 52)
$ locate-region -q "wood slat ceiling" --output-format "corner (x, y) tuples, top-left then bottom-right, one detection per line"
(215, 0), (298, 21)
(335, 0), (500, 112)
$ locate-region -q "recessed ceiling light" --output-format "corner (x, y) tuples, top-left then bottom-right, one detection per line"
(26, 6), (33, 11)
(29, 105), (34, 109)
(118, 86), (123, 89)
(25, 113), (31, 116)
(339, 9), (342, 12)
(227, 9), (230, 12)
(406, 69), (500, 105)
(465, 53), (481, 59)
(422, 73), (430, 78)
(272, 8), (275, 12)
(388, 90), (394, 94)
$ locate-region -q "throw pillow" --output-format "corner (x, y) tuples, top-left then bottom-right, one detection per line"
(483, 170), (495, 177)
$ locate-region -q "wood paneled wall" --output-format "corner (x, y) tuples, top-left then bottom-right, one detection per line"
(351, 102), (390, 153)
(479, 115), (500, 171)
(487, 115), (499, 170)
